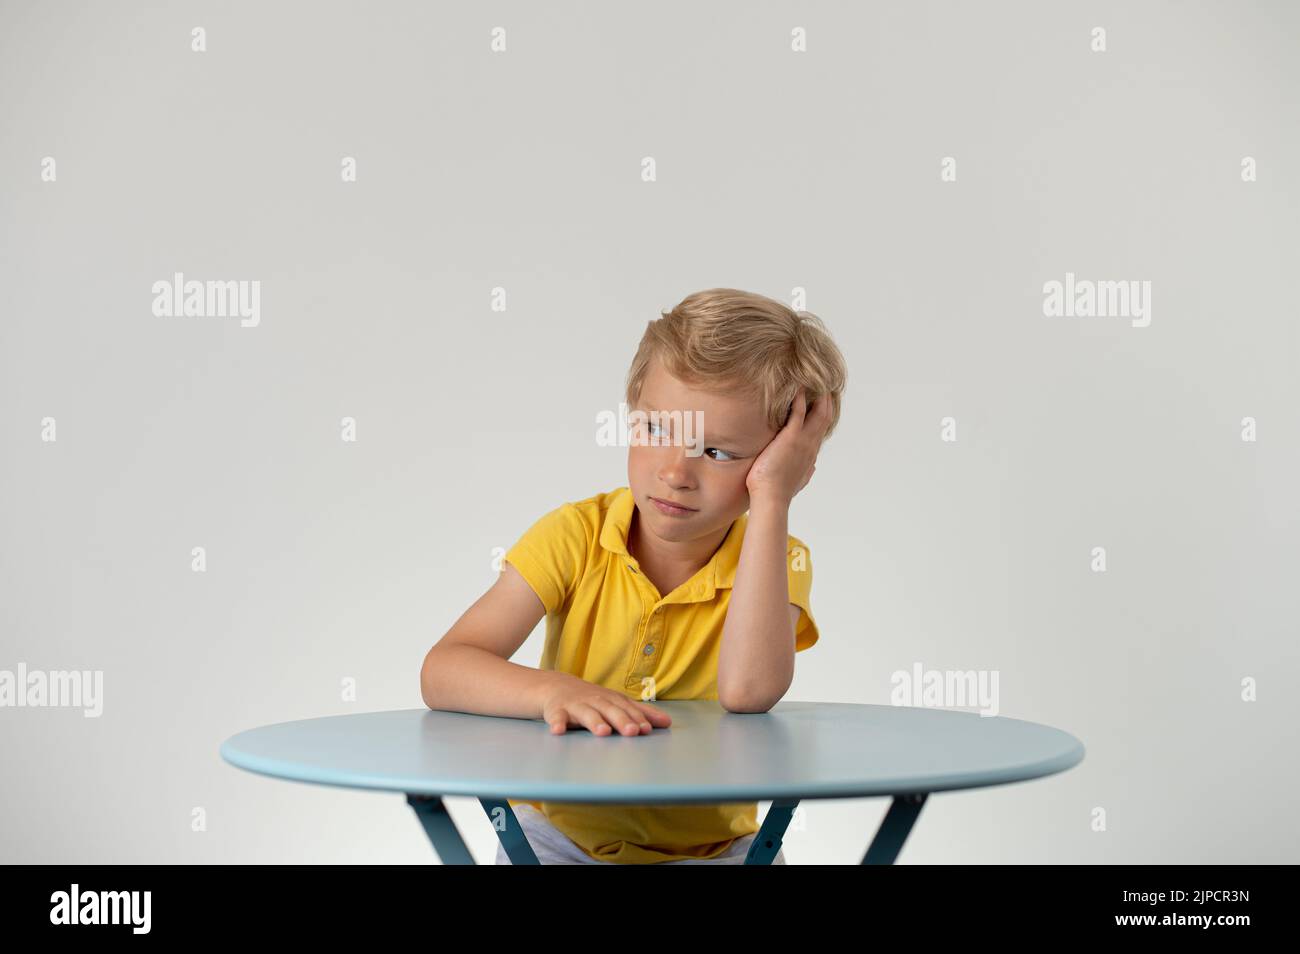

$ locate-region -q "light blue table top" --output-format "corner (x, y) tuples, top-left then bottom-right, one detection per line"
(221, 700), (1085, 803)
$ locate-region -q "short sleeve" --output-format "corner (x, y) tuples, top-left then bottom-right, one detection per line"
(503, 503), (590, 615)
(787, 535), (819, 652)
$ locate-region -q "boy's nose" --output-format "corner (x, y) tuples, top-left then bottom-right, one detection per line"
(656, 473), (692, 494)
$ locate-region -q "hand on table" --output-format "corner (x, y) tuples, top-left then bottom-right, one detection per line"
(540, 674), (673, 735)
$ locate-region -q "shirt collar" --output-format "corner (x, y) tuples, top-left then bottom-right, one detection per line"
(599, 486), (748, 601)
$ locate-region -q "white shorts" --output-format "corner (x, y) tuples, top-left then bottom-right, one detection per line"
(493, 803), (787, 865)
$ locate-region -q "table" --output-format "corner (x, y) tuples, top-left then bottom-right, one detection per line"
(220, 700), (1085, 864)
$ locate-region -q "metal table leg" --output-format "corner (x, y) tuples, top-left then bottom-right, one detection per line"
(745, 798), (799, 865)
(861, 793), (927, 864)
(405, 793), (477, 865)
(479, 798), (541, 865)
(407, 792), (927, 865)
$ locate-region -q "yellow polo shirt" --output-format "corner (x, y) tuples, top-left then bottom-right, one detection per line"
(503, 485), (818, 864)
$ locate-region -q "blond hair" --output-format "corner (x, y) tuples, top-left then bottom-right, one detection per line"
(625, 288), (847, 441)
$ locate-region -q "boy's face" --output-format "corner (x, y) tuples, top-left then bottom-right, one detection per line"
(627, 359), (778, 542)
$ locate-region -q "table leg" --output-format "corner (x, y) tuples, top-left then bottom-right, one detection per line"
(405, 794), (477, 865)
(744, 798), (799, 865)
(479, 798), (541, 865)
(861, 793), (927, 865)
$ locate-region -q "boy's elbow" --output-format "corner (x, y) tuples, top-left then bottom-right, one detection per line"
(719, 689), (778, 714)
(722, 699), (774, 714)
(419, 646), (443, 709)
(720, 677), (790, 713)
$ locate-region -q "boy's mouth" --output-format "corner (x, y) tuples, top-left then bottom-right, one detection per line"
(649, 496), (698, 516)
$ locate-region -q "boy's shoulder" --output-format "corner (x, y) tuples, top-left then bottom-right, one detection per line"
(516, 486), (631, 547)
(564, 485), (630, 516)
(552, 485), (630, 528)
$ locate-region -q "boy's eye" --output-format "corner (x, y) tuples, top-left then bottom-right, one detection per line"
(640, 420), (736, 461)
(641, 420), (666, 442)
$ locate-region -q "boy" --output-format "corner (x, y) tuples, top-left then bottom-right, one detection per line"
(420, 288), (847, 863)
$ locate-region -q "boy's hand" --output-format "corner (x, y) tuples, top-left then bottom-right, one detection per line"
(745, 388), (832, 508)
(540, 673), (673, 736)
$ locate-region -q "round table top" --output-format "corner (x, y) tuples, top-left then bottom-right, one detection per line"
(220, 700), (1085, 803)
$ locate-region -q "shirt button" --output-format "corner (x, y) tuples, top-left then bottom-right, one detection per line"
(643, 645), (655, 655)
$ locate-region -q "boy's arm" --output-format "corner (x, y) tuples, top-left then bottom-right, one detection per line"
(420, 562), (572, 719)
(717, 499), (798, 712)
(719, 389), (832, 712)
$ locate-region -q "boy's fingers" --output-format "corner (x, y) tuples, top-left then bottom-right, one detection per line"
(618, 703), (654, 733)
(594, 699), (644, 735)
(785, 390), (806, 427)
(807, 399), (831, 439)
(548, 698), (670, 735)
(566, 701), (610, 735)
